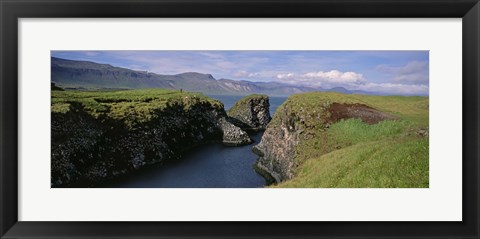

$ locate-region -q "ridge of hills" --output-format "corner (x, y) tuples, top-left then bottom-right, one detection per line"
(51, 56), (371, 96)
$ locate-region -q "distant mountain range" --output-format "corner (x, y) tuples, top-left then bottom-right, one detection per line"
(51, 57), (371, 96)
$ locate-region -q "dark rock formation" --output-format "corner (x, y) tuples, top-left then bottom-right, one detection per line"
(227, 94), (271, 131)
(51, 98), (250, 187)
(219, 118), (252, 146)
(51, 82), (64, 91)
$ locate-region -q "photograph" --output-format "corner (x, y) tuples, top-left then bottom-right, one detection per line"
(2, 0), (477, 237)
(51, 50), (429, 188)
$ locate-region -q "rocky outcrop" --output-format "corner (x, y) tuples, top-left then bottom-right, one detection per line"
(252, 93), (399, 184)
(252, 102), (302, 183)
(51, 96), (250, 187)
(219, 118), (252, 146)
(227, 94), (271, 131)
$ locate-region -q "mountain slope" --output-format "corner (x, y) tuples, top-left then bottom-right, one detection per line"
(52, 57), (325, 95)
(52, 57), (175, 89)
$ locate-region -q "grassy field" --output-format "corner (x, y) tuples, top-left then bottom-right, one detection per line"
(271, 92), (429, 188)
(51, 89), (223, 128)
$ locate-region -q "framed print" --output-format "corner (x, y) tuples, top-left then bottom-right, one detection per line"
(1, 0), (479, 238)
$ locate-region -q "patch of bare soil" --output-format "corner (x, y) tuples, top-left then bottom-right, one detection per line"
(327, 103), (398, 125)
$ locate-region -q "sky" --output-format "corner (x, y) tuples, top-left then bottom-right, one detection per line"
(51, 50), (429, 95)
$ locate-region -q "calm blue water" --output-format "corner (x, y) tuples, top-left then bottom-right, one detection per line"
(101, 95), (287, 188)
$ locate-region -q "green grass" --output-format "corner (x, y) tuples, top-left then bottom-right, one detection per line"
(270, 92), (429, 188)
(275, 137), (428, 188)
(51, 89), (223, 128)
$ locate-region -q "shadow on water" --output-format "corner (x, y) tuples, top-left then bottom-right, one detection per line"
(101, 132), (265, 188)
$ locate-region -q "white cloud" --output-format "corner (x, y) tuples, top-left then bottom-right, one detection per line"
(353, 82), (429, 96)
(215, 61), (238, 70)
(394, 73), (427, 83)
(377, 61), (429, 84)
(83, 51), (101, 57)
(302, 70), (364, 84)
(233, 70), (248, 77)
(233, 70), (260, 78)
(275, 70), (364, 88)
(273, 69), (427, 95)
(276, 73), (295, 79)
(199, 52), (225, 59)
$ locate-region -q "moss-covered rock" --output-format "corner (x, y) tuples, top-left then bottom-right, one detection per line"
(227, 94), (271, 131)
(51, 82), (64, 91)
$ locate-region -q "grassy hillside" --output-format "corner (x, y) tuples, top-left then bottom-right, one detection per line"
(51, 89), (223, 128)
(270, 92), (429, 188)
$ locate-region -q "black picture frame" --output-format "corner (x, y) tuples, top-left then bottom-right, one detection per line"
(1, 0), (479, 238)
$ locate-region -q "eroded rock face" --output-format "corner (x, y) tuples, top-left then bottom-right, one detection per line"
(227, 94), (271, 131)
(51, 100), (250, 187)
(252, 103), (302, 183)
(219, 118), (252, 146)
